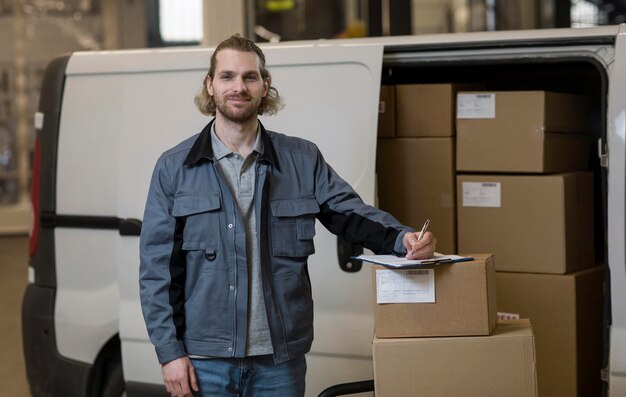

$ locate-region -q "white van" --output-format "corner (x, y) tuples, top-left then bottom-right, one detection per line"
(23, 25), (626, 397)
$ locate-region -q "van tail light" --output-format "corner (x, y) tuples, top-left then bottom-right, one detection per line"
(29, 138), (42, 258)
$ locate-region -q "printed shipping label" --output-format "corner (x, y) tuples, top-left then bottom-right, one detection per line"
(457, 93), (496, 119)
(376, 269), (435, 304)
(462, 182), (501, 208)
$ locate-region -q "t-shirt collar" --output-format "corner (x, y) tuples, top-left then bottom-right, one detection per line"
(210, 122), (264, 161)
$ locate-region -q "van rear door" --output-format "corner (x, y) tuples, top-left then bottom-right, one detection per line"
(607, 24), (626, 397)
(261, 44), (384, 396)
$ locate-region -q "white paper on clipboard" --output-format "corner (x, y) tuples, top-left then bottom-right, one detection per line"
(375, 268), (435, 304)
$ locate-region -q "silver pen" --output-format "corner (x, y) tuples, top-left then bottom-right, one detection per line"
(417, 219), (430, 242)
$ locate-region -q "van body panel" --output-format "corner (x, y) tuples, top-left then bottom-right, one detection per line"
(56, 74), (121, 215)
(330, 25), (619, 48)
(54, 230), (120, 362)
(53, 68), (162, 363)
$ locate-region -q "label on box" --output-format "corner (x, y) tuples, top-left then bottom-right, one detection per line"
(497, 312), (521, 320)
(457, 93), (496, 119)
(376, 269), (435, 304)
(462, 182), (501, 207)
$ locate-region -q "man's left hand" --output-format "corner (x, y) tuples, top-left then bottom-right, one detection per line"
(403, 231), (436, 259)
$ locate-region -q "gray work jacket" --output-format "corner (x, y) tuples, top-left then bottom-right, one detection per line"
(139, 120), (413, 365)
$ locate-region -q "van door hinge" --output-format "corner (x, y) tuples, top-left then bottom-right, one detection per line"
(598, 138), (608, 168)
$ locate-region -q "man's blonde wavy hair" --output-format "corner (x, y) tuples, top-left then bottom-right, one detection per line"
(194, 34), (284, 116)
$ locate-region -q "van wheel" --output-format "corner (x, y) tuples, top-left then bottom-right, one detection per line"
(101, 361), (125, 397)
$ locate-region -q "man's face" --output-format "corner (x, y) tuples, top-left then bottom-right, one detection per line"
(207, 49), (269, 124)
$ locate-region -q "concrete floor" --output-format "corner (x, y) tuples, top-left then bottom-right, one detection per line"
(0, 236), (31, 396)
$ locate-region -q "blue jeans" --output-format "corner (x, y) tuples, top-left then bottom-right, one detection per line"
(190, 355), (306, 397)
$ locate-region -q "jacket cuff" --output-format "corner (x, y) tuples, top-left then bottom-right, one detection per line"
(155, 341), (186, 364)
(394, 231), (408, 255)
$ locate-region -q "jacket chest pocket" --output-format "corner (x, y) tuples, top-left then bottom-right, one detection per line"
(173, 192), (222, 266)
(270, 198), (319, 257)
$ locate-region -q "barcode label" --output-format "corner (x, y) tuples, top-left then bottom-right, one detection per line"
(405, 270), (430, 276)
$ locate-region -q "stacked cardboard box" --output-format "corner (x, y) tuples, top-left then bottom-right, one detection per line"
(372, 254), (497, 337)
(377, 138), (455, 253)
(373, 320), (537, 397)
(496, 267), (604, 397)
(456, 91), (590, 173)
(376, 84), (468, 253)
(371, 254), (539, 396)
(456, 172), (594, 273)
(455, 91), (603, 396)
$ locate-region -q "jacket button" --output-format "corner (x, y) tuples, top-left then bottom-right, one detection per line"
(229, 285), (235, 291)
(228, 347), (233, 352)
(228, 223), (233, 229)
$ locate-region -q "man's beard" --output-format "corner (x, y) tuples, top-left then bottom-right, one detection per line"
(214, 94), (261, 123)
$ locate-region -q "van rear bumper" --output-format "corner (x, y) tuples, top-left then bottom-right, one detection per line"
(22, 283), (91, 397)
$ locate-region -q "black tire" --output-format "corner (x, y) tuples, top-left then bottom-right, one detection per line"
(101, 361), (125, 397)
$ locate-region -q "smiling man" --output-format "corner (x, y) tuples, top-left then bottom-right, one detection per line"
(139, 34), (436, 397)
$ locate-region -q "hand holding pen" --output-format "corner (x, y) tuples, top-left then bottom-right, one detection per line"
(403, 219), (437, 259)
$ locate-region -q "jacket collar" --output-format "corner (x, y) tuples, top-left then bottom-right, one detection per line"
(183, 118), (280, 171)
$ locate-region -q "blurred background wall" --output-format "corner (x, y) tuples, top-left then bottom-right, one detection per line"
(0, 0), (622, 234)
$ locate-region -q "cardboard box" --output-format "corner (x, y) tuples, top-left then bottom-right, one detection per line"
(372, 253), (497, 338)
(456, 91), (590, 173)
(496, 267), (604, 397)
(373, 319), (538, 397)
(457, 173), (594, 274)
(376, 137), (455, 253)
(396, 84), (470, 137)
(377, 85), (395, 137)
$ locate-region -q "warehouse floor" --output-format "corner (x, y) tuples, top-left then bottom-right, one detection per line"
(1, 236), (31, 396)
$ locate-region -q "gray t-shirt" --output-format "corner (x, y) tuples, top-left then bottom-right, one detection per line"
(209, 124), (273, 356)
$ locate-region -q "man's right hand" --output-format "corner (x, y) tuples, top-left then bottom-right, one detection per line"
(162, 356), (199, 397)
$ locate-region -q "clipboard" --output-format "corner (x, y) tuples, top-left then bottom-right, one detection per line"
(352, 254), (474, 269)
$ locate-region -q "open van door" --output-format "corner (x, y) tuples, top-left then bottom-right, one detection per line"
(107, 43), (383, 396)
(607, 25), (626, 396)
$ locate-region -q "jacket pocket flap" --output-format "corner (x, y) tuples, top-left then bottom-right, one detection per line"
(172, 192), (221, 217)
(271, 198), (319, 217)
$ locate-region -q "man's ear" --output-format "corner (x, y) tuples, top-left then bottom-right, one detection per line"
(206, 77), (214, 96)
(263, 78), (270, 97)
